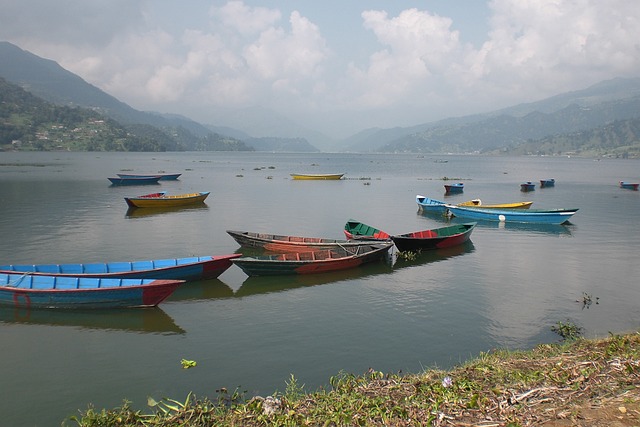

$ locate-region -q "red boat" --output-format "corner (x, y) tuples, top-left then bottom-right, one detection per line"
(390, 223), (476, 252)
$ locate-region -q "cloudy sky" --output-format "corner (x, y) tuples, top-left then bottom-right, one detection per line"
(1, 0), (639, 139)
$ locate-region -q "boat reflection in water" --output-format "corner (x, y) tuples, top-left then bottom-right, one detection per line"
(235, 261), (394, 297)
(125, 204), (209, 219)
(389, 240), (476, 269)
(0, 306), (185, 335)
(165, 278), (234, 302)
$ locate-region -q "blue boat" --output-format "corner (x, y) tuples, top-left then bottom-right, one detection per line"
(540, 179), (555, 188)
(444, 182), (464, 194)
(117, 173), (181, 181)
(0, 274), (184, 309)
(108, 176), (161, 186)
(520, 181), (535, 191)
(445, 205), (578, 224)
(620, 181), (639, 190)
(416, 195), (448, 213)
(0, 254), (240, 282)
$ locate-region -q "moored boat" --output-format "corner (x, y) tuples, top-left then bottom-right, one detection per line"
(117, 173), (181, 180)
(290, 173), (344, 180)
(619, 181), (639, 190)
(391, 223), (477, 252)
(227, 230), (377, 252)
(445, 205), (578, 224)
(0, 254), (240, 282)
(0, 274), (184, 309)
(124, 191), (210, 208)
(231, 243), (393, 276)
(108, 176), (161, 186)
(416, 195), (532, 213)
(520, 181), (535, 191)
(444, 182), (464, 194)
(343, 219), (391, 240)
(540, 179), (555, 188)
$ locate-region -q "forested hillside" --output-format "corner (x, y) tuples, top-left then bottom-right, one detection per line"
(0, 77), (252, 152)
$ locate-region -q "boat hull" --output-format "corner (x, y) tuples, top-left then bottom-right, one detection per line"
(620, 181), (639, 190)
(391, 223), (476, 252)
(290, 173), (344, 180)
(117, 173), (181, 180)
(0, 275), (183, 309)
(445, 205), (578, 224)
(343, 220), (391, 240)
(227, 230), (375, 252)
(540, 179), (555, 188)
(231, 243), (393, 276)
(444, 183), (464, 194)
(0, 254), (240, 282)
(520, 182), (536, 191)
(417, 195), (532, 213)
(124, 192), (210, 208)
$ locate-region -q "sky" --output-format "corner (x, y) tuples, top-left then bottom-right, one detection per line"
(1, 0), (640, 139)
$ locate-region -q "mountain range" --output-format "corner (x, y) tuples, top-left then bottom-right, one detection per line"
(1, 41), (639, 156)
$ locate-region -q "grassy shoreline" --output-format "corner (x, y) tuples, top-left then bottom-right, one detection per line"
(69, 332), (640, 426)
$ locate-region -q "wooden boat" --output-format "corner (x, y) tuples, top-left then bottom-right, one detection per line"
(124, 191), (210, 208)
(231, 243), (393, 276)
(117, 173), (181, 181)
(445, 205), (578, 224)
(416, 195), (532, 213)
(290, 173), (344, 180)
(226, 230), (377, 252)
(0, 254), (241, 282)
(0, 274), (184, 309)
(620, 181), (639, 190)
(391, 223), (477, 252)
(343, 219), (391, 240)
(444, 182), (464, 194)
(108, 176), (161, 186)
(540, 179), (555, 188)
(520, 181), (536, 191)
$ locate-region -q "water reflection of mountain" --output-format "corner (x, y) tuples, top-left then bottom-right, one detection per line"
(125, 204), (209, 218)
(165, 278), (234, 302)
(417, 209), (574, 236)
(0, 306), (185, 335)
(235, 261), (394, 297)
(390, 240), (476, 269)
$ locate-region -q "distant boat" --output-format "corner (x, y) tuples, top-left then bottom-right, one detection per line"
(391, 223), (477, 252)
(117, 173), (181, 181)
(540, 179), (555, 188)
(0, 254), (240, 282)
(290, 173), (344, 180)
(619, 181), (639, 190)
(124, 192), (210, 208)
(231, 243), (393, 276)
(343, 219), (391, 240)
(0, 273), (183, 309)
(445, 205), (578, 224)
(520, 182), (536, 191)
(444, 182), (464, 194)
(416, 195), (532, 214)
(227, 230), (379, 252)
(108, 176), (161, 186)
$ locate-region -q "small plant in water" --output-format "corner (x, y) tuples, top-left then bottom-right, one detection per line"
(551, 320), (583, 341)
(181, 359), (197, 369)
(397, 250), (419, 261)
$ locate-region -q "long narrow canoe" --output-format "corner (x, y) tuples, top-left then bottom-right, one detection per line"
(125, 192), (210, 208)
(108, 176), (161, 186)
(227, 230), (376, 252)
(416, 195), (532, 213)
(290, 173), (344, 180)
(117, 173), (181, 181)
(445, 205), (578, 224)
(0, 254), (240, 282)
(391, 223), (477, 252)
(0, 274), (184, 309)
(343, 220), (391, 240)
(231, 243), (393, 276)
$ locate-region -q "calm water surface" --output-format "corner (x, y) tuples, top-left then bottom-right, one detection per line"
(1, 151), (639, 426)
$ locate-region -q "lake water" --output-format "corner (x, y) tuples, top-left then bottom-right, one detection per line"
(1, 151), (639, 426)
